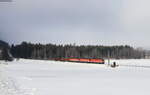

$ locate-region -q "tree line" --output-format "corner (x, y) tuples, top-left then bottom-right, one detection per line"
(0, 40), (13, 61)
(10, 42), (146, 60)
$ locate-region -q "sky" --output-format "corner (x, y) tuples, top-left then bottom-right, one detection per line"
(0, 0), (150, 49)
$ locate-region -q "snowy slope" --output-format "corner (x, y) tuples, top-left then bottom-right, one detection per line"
(1, 59), (150, 95)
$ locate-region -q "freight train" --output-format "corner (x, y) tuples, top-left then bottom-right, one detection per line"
(53, 58), (105, 64)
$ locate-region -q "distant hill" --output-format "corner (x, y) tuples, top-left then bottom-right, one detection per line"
(0, 40), (9, 48)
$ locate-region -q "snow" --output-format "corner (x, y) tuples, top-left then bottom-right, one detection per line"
(1, 59), (150, 95)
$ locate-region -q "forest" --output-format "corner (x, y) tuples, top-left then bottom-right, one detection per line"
(10, 42), (146, 60)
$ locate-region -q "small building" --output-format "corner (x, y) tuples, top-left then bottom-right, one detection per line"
(145, 54), (150, 59)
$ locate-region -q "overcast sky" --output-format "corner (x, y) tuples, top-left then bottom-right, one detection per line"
(0, 0), (150, 48)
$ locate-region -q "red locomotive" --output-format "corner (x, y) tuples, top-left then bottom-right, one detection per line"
(53, 58), (104, 64)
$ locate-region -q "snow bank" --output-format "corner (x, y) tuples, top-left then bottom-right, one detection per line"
(0, 63), (34, 95)
(1, 59), (150, 95)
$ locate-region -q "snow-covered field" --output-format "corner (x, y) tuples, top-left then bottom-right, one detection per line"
(1, 59), (150, 95)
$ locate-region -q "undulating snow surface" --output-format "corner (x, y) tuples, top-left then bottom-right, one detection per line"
(1, 59), (150, 95)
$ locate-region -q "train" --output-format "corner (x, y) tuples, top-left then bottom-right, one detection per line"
(53, 58), (105, 64)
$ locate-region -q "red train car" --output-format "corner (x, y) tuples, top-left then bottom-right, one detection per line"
(54, 58), (104, 64)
